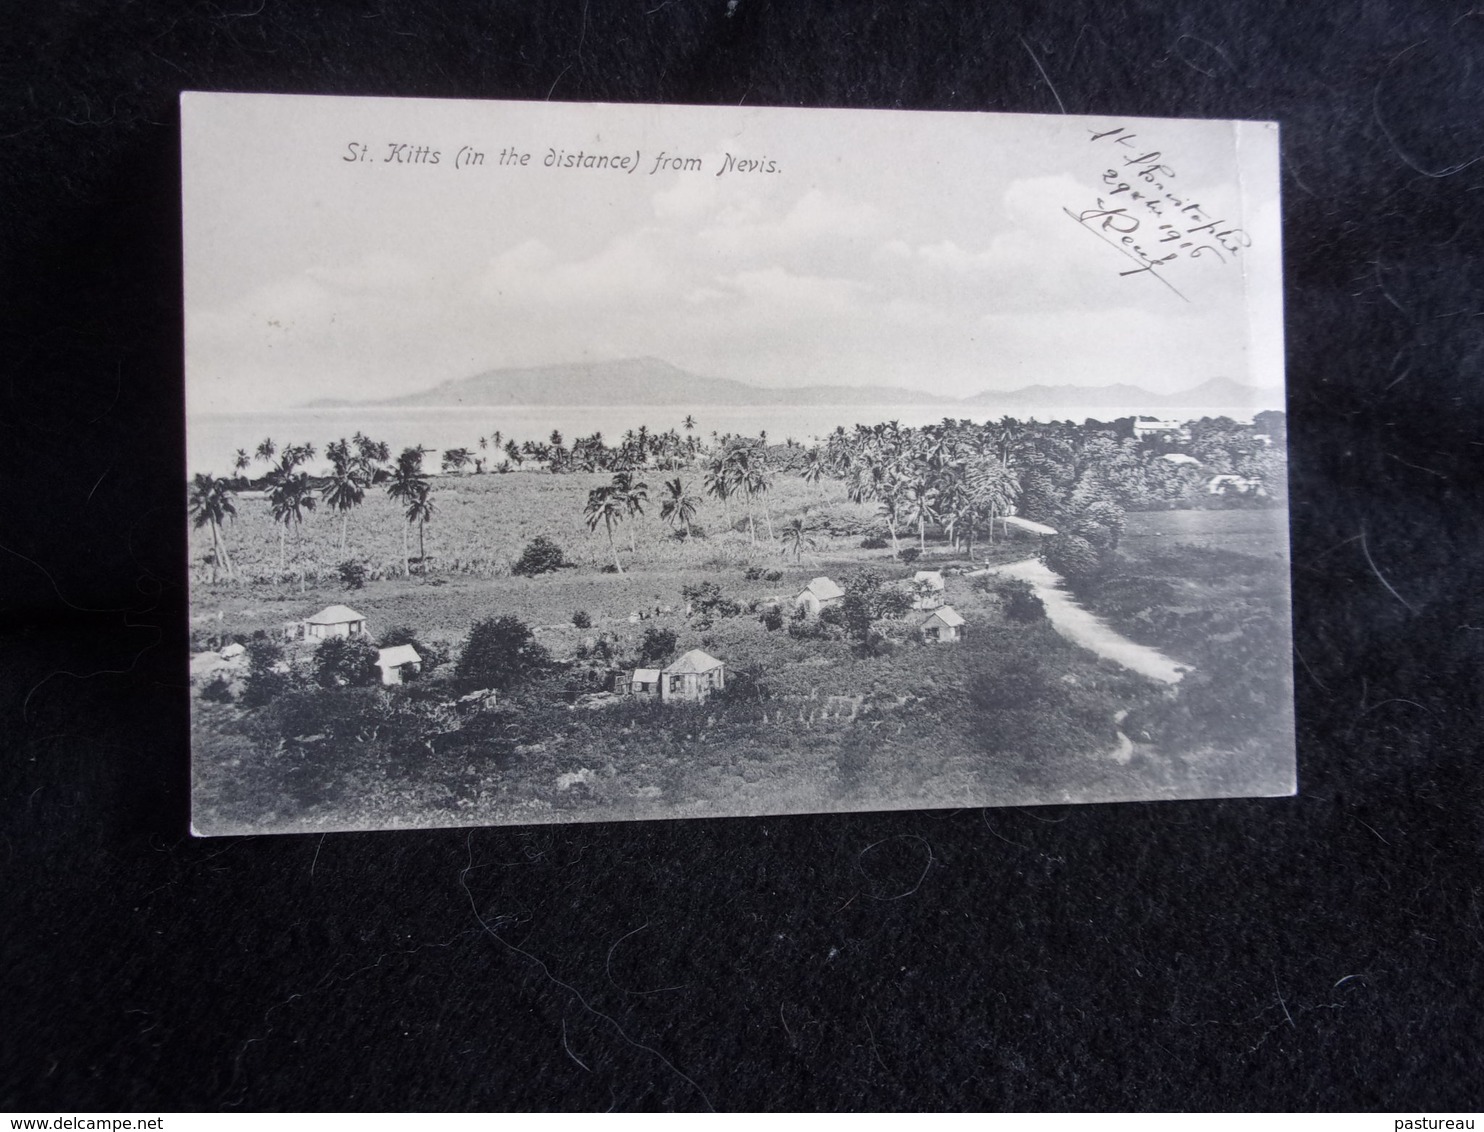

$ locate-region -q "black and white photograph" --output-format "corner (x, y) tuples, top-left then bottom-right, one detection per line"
(183, 92), (1292, 835)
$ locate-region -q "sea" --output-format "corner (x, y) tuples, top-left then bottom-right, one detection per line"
(186, 402), (1270, 477)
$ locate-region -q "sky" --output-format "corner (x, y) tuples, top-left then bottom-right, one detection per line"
(182, 93), (1284, 415)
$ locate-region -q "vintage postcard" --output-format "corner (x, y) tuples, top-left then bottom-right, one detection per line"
(182, 92), (1292, 835)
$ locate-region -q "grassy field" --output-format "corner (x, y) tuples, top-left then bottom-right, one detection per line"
(189, 467), (1036, 648)
(192, 467), (895, 585)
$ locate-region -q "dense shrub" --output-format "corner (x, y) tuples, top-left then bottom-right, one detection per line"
(743, 565), (765, 581)
(200, 674), (234, 703)
(240, 638), (289, 708)
(763, 569), (784, 583)
(860, 537), (888, 550)
(1041, 534), (1102, 583)
(873, 586), (915, 618)
(682, 580), (740, 624)
(638, 627), (679, 666)
(759, 606), (784, 631)
(314, 636), (382, 689)
(713, 662), (769, 704)
(998, 578), (1047, 623)
(454, 615), (552, 691)
(511, 536), (567, 577)
(897, 547), (921, 563)
(337, 560), (367, 590)
(841, 568), (882, 641)
(1073, 501), (1126, 552)
(571, 610), (592, 629)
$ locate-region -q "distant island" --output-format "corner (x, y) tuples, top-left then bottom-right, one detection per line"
(304, 356), (1281, 414)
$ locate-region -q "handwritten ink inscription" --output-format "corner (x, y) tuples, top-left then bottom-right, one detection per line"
(1067, 125), (1252, 298)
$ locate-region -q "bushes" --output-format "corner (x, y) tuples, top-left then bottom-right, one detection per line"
(872, 586), (914, 619)
(454, 615), (551, 691)
(743, 565), (786, 583)
(758, 606), (784, 631)
(859, 536), (888, 550)
(511, 536), (567, 577)
(638, 627), (679, 666)
(897, 547), (921, 564)
(313, 636), (381, 689)
(240, 638), (290, 707)
(997, 578), (1047, 623)
(200, 674), (234, 703)
(337, 560), (367, 590)
(571, 610), (592, 629)
(681, 580), (741, 625)
(1041, 533), (1102, 583)
(840, 568), (882, 641)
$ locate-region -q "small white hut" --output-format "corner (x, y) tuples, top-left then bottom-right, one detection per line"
(660, 649), (726, 702)
(794, 576), (844, 616)
(303, 604), (369, 640)
(375, 644), (421, 685)
(618, 667), (662, 699)
(911, 570), (946, 610)
(920, 605), (966, 644)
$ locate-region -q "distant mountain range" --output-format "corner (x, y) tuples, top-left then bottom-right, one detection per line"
(305, 357), (1281, 414)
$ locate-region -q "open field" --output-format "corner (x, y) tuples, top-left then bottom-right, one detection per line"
(189, 466), (1037, 648)
(190, 466), (903, 585)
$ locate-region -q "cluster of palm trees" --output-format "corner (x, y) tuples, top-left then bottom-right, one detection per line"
(444, 417), (707, 476)
(817, 417), (1023, 557)
(190, 432), (439, 583)
(702, 439), (776, 544)
(582, 472), (650, 573)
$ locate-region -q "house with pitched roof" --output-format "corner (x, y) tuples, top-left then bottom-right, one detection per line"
(302, 604), (369, 641)
(919, 605), (966, 644)
(616, 667), (662, 699)
(793, 576), (844, 616)
(375, 644), (422, 685)
(660, 649), (725, 702)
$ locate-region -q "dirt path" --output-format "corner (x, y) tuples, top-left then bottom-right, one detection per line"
(973, 558), (1189, 684)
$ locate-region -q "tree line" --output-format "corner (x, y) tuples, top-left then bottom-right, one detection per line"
(189, 410), (1286, 584)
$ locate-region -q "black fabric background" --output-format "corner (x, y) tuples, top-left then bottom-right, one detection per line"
(2, 0), (1481, 1112)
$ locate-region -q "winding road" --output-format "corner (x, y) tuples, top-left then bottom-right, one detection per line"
(972, 558), (1189, 685)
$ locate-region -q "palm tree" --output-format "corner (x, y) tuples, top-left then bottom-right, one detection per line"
(611, 471), (649, 554)
(966, 456), (1020, 554)
(659, 477), (699, 537)
(743, 455), (775, 542)
(405, 483), (436, 564)
(385, 447), (432, 577)
(584, 485), (627, 573)
(265, 455), (317, 576)
(254, 437), (276, 465)
(703, 452), (733, 529)
(352, 432), (391, 475)
(441, 447), (473, 475)
(800, 448), (826, 495)
(188, 473), (238, 582)
(906, 475), (939, 553)
(232, 449), (251, 483)
(320, 438), (368, 552)
(780, 517), (814, 563)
